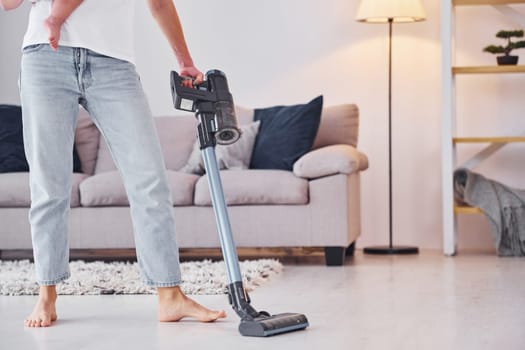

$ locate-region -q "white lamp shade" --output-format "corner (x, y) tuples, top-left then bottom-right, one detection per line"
(356, 0), (426, 23)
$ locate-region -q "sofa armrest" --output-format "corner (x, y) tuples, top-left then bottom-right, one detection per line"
(293, 145), (369, 179)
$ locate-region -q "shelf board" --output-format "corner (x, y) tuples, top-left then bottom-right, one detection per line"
(453, 65), (525, 74)
(455, 205), (483, 214)
(454, 0), (525, 5)
(453, 136), (525, 143)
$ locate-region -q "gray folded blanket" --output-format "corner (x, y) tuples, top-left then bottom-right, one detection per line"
(454, 168), (525, 256)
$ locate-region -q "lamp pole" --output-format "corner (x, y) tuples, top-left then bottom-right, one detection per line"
(388, 18), (393, 250)
(363, 18), (419, 255)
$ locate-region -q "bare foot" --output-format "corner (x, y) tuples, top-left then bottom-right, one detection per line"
(43, 16), (63, 51)
(25, 286), (58, 328)
(158, 286), (226, 322)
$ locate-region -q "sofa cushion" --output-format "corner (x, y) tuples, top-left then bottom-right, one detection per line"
(0, 172), (88, 208)
(75, 108), (100, 175)
(313, 104), (359, 149)
(250, 96), (323, 171)
(181, 121), (261, 175)
(79, 170), (199, 207)
(194, 169), (309, 206)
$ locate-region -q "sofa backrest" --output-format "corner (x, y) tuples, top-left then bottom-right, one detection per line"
(234, 104), (359, 150)
(313, 104), (359, 150)
(91, 106), (255, 174)
(93, 115), (197, 173)
(75, 103), (359, 174)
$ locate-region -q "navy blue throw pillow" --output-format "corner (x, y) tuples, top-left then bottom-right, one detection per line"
(73, 143), (82, 173)
(250, 95), (323, 171)
(0, 105), (82, 173)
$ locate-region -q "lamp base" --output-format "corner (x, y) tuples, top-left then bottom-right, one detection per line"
(363, 245), (419, 255)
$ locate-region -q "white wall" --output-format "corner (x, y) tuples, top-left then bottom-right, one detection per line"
(1, 0), (524, 252)
(0, 1), (29, 104)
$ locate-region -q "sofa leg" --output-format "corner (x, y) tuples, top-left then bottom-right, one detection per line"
(324, 247), (346, 266)
(346, 242), (356, 256)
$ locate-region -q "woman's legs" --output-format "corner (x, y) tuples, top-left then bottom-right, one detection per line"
(20, 44), (81, 327)
(82, 49), (224, 321)
(21, 44), (80, 286)
(21, 45), (225, 327)
(82, 49), (182, 286)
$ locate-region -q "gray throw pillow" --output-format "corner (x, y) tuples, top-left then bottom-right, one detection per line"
(180, 120), (261, 175)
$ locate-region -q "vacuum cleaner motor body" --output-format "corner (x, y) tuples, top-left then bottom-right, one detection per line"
(171, 70), (241, 145)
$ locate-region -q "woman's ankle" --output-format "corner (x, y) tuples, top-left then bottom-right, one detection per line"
(157, 286), (185, 302)
(39, 286), (57, 301)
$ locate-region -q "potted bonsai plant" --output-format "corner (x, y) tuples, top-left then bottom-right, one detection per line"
(483, 30), (525, 65)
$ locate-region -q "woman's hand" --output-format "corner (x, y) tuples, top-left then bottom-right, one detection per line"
(0, 0), (24, 11)
(179, 66), (204, 87)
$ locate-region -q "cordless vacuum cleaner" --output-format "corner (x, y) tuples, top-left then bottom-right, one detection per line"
(170, 69), (309, 337)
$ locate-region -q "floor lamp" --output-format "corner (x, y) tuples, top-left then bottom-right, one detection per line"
(356, 0), (426, 255)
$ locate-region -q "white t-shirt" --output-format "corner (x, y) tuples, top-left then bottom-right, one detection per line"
(23, 0), (135, 64)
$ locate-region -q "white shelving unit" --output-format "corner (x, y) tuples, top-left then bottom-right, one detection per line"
(441, 0), (525, 255)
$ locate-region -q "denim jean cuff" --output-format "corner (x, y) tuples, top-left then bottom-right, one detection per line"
(143, 279), (182, 288)
(37, 271), (71, 286)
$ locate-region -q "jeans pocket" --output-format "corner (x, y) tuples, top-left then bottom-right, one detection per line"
(22, 44), (46, 54)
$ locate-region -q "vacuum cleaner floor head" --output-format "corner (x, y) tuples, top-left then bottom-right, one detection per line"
(239, 312), (309, 337)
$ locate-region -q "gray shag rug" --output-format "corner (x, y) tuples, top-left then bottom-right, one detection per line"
(0, 259), (282, 296)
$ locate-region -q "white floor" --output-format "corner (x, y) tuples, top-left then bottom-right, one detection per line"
(1, 251), (524, 350)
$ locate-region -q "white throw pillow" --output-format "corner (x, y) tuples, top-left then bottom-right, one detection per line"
(180, 120), (261, 175)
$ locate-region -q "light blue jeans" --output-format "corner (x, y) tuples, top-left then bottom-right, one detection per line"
(20, 44), (182, 287)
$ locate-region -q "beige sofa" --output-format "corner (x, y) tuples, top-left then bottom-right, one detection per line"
(0, 104), (368, 265)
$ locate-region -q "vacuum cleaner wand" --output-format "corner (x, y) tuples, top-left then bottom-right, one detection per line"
(171, 70), (309, 337)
